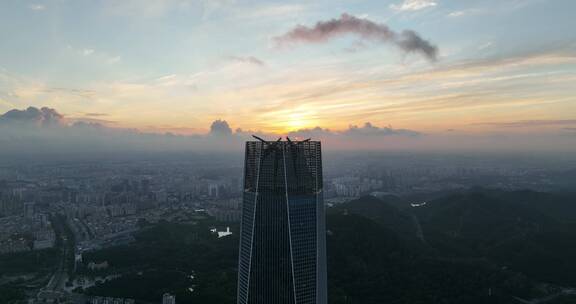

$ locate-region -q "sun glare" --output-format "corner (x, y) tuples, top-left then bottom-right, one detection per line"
(284, 112), (314, 133)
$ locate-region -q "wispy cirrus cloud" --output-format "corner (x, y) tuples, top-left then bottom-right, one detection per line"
(273, 13), (439, 62)
(447, 9), (483, 18)
(473, 120), (576, 128)
(4, 40), (575, 137)
(390, 0), (437, 11)
(226, 56), (265, 67)
(241, 47), (576, 132)
(69, 117), (118, 125)
(66, 45), (122, 65)
(84, 112), (109, 117)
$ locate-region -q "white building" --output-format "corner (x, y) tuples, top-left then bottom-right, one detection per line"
(162, 293), (176, 304)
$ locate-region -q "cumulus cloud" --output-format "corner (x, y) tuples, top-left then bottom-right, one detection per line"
(390, 0), (437, 11)
(344, 122), (421, 137)
(0, 106), (64, 126)
(0, 107), (243, 158)
(273, 13), (438, 61)
(1, 107), (574, 158)
(288, 122), (422, 138)
(0, 107), (427, 156)
(209, 119), (233, 136)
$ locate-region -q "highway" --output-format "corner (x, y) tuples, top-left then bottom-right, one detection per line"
(37, 215), (75, 302)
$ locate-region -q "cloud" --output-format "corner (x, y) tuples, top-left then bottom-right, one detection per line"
(447, 11), (465, 17)
(447, 9), (482, 18)
(474, 119), (576, 128)
(70, 117), (118, 125)
(0, 107), (114, 128)
(1, 107), (575, 157)
(390, 0), (437, 11)
(0, 106), (64, 126)
(67, 45), (121, 64)
(29, 4), (46, 11)
(209, 119), (233, 136)
(107, 56), (122, 64)
(288, 122), (422, 138)
(227, 56), (265, 67)
(82, 49), (95, 56)
(7, 45), (571, 139)
(344, 122), (422, 137)
(0, 107), (243, 157)
(251, 50), (576, 124)
(0, 108), (422, 152)
(85, 113), (109, 117)
(273, 13), (438, 61)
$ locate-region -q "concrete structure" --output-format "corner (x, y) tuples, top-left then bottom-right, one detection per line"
(162, 293), (176, 304)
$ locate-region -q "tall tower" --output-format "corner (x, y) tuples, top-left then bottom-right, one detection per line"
(237, 137), (327, 304)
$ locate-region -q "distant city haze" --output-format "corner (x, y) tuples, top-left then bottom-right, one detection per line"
(1, 106), (576, 158)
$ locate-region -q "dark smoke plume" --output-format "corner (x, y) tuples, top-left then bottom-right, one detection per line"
(274, 13), (438, 61)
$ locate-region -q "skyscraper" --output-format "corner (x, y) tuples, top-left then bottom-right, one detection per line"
(237, 137), (327, 304)
(162, 293), (176, 304)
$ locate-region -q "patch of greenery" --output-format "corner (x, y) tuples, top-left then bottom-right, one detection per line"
(80, 190), (576, 304)
(0, 249), (59, 276)
(82, 220), (237, 303)
(0, 284), (25, 303)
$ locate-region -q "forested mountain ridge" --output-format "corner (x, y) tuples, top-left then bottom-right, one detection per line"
(73, 189), (576, 303)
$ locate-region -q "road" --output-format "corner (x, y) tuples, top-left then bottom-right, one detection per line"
(37, 215), (75, 302)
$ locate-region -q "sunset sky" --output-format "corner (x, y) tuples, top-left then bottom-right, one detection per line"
(1, 0), (575, 138)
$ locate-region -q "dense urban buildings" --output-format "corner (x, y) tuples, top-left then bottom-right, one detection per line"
(237, 138), (327, 304)
(1, 152), (575, 303)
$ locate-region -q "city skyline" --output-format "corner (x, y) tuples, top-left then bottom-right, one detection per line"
(1, 0), (576, 149)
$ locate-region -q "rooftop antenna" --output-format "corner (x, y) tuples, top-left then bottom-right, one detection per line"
(252, 135), (267, 143)
(286, 137), (299, 173)
(252, 135), (282, 144)
(286, 137), (311, 143)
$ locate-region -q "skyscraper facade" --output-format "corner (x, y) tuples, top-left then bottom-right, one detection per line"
(237, 138), (327, 304)
(162, 293), (176, 304)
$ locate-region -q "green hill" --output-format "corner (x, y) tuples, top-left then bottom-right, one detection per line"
(79, 189), (576, 303)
